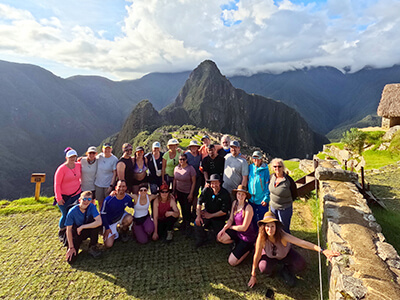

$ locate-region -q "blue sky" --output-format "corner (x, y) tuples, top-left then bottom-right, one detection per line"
(0, 0), (398, 80)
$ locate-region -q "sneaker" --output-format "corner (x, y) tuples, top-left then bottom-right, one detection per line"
(280, 265), (296, 287)
(88, 245), (102, 259)
(166, 231), (173, 242)
(121, 231), (130, 243)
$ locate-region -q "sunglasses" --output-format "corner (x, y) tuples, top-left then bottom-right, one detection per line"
(139, 188), (148, 192)
(160, 190), (169, 194)
(179, 158), (186, 161)
(82, 197), (92, 202)
(272, 244), (277, 256)
(273, 165), (282, 168)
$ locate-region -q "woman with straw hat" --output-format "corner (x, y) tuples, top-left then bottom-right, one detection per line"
(161, 138), (182, 188)
(217, 185), (257, 266)
(248, 211), (340, 288)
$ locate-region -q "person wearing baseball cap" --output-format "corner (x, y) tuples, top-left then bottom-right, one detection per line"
(195, 174), (231, 247)
(80, 146), (98, 199)
(248, 150), (270, 226)
(162, 138), (182, 187)
(145, 141), (164, 195)
(248, 211), (340, 288)
(199, 135), (211, 159)
(95, 143), (118, 209)
(116, 143), (135, 193)
(54, 147), (82, 245)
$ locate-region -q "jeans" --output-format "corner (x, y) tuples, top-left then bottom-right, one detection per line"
(57, 194), (80, 228)
(270, 205), (293, 234)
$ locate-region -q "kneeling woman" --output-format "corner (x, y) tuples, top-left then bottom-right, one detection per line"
(131, 184), (156, 244)
(217, 185), (257, 266)
(248, 211), (340, 287)
(152, 183), (180, 241)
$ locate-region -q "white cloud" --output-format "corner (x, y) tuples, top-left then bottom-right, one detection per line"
(0, 0), (400, 79)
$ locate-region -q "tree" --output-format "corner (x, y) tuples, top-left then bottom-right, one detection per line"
(341, 128), (367, 155)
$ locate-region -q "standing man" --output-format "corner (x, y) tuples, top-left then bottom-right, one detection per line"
(218, 134), (231, 158)
(65, 191), (102, 264)
(201, 144), (225, 181)
(195, 174), (231, 247)
(199, 135), (211, 159)
(145, 141), (164, 194)
(101, 180), (134, 248)
(223, 141), (249, 195)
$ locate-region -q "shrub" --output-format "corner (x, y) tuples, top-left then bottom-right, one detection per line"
(341, 128), (367, 155)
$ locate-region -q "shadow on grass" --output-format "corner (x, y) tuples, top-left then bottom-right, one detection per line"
(73, 228), (324, 300)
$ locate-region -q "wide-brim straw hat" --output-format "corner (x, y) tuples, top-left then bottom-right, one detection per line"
(232, 185), (251, 199)
(257, 211), (281, 227)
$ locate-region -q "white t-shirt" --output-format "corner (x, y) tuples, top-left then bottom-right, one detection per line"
(81, 157), (98, 191)
(223, 153), (249, 193)
(94, 153), (118, 188)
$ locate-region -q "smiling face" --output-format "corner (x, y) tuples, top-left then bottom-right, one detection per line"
(103, 146), (112, 156)
(230, 146), (239, 157)
(207, 146), (216, 158)
(252, 157), (262, 167)
(264, 222), (276, 237)
(66, 155), (77, 163)
(116, 180), (127, 195)
(87, 152), (96, 159)
(236, 191), (247, 202)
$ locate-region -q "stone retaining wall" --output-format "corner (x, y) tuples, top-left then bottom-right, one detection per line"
(316, 167), (400, 299)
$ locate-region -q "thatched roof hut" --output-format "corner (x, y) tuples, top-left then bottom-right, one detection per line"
(377, 83), (400, 129)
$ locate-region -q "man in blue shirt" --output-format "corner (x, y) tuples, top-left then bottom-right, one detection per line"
(101, 180), (134, 248)
(65, 191), (102, 264)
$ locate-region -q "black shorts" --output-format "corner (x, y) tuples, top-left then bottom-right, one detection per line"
(226, 229), (255, 260)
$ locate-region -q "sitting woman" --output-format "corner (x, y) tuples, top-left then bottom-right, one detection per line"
(132, 146), (149, 194)
(152, 183), (179, 242)
(131, 183), (156, 244)
(217, 185), (257, 266)
(248, 211), (340, 288)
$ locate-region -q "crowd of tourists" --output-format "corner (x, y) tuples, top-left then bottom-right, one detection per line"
(54, 135), (339, 287)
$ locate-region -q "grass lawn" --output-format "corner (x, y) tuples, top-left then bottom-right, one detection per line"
(0, 198), (328, 299)
(363, 149), (400, 170)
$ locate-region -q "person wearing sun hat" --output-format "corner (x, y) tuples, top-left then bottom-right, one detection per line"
(95, 143), (118, 208)
(248, 150), (270, 225)
(185, 140), (203, 220)
(145, 141), (164, 194)
(162, 138), (182, 188)
(248, 211), (340, 288)
(217, 185), (257, 266)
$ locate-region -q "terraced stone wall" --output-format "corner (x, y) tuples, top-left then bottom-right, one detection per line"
(315, 166), (400, 300)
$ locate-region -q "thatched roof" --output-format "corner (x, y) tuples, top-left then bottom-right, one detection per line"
(377, 83), (400, 117)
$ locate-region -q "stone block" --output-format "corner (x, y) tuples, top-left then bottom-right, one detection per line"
(382, 125), (400, 141)
(315, 167), (358, 182)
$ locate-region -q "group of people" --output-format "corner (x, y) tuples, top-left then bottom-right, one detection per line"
(54, 135), (339, 287)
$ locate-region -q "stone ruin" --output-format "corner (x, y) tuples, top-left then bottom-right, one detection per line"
(315, 163), (400, 299)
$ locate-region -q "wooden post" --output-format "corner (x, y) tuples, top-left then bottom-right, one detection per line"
(31, 173), (46, 200)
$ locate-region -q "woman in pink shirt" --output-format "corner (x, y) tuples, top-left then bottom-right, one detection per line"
(54, 148), (82, 239)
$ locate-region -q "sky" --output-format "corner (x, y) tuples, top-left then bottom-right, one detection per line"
(0, 0), (400, 80)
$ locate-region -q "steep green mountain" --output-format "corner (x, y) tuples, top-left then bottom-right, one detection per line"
(116, 60), (328, 159)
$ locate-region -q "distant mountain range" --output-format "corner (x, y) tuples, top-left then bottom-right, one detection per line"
(1, 59), (400, 199)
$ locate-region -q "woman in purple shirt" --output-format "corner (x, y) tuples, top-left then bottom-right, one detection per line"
(217, 185), (256, 266)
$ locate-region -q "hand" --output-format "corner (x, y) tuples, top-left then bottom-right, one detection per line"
(248, 276), (257, 288)
(202, 211), (212, 219)
(187, 193), (193, 202)
(195, 216), (203, 226)
(66, 247), (76, 262)
(58, 198), (65, 205)
(103, 229), (111, 241)
(217, 229), (225, 240)
(152, 232), (159, 241)
(109, 190), (117, 197)
(261, 201), (267, 207)
(165, 211), (172, 217)
(77, 226), (83, 235)
(323, 249), (340, 262)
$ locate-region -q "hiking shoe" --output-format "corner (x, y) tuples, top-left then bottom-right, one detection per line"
(88, 245), (102, 259)
(280, 265), (296, 287)
(166, 231), (173, 242)
(121, 231), (130, 243)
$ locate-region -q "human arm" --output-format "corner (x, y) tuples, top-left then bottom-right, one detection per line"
(77, 215), (102, 235)
(54, 165), (65, 204)
(166, 198), (180, 218)
(65, 226), (76, 261)
(287, 174), (298, 200)
(116, 161), (126, 181)
(217, 201), (235, 239)
(241, 175), (248, 189)
(107, 170), (117, 193)
(282, 233), (340, 262)
(230, 204), (254, 232)
(161, 158), (167, 184)
(248, 235), (263, 288)
(262, 167), (270, 205)
(188, 173), (196, 202)
(152, 199), (159, 240)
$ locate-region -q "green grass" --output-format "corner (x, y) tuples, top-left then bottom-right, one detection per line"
(0, 195), (327, 299)
(0, 197), (56, 215)
(371, 207), (400, 252)
(363, 149), (400, 169)
(327, 142), (344, 150)
(364, 131), (385, 148)
(284, 161), (307, 181)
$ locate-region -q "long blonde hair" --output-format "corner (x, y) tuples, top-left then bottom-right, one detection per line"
(269, 158), (286, 173)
